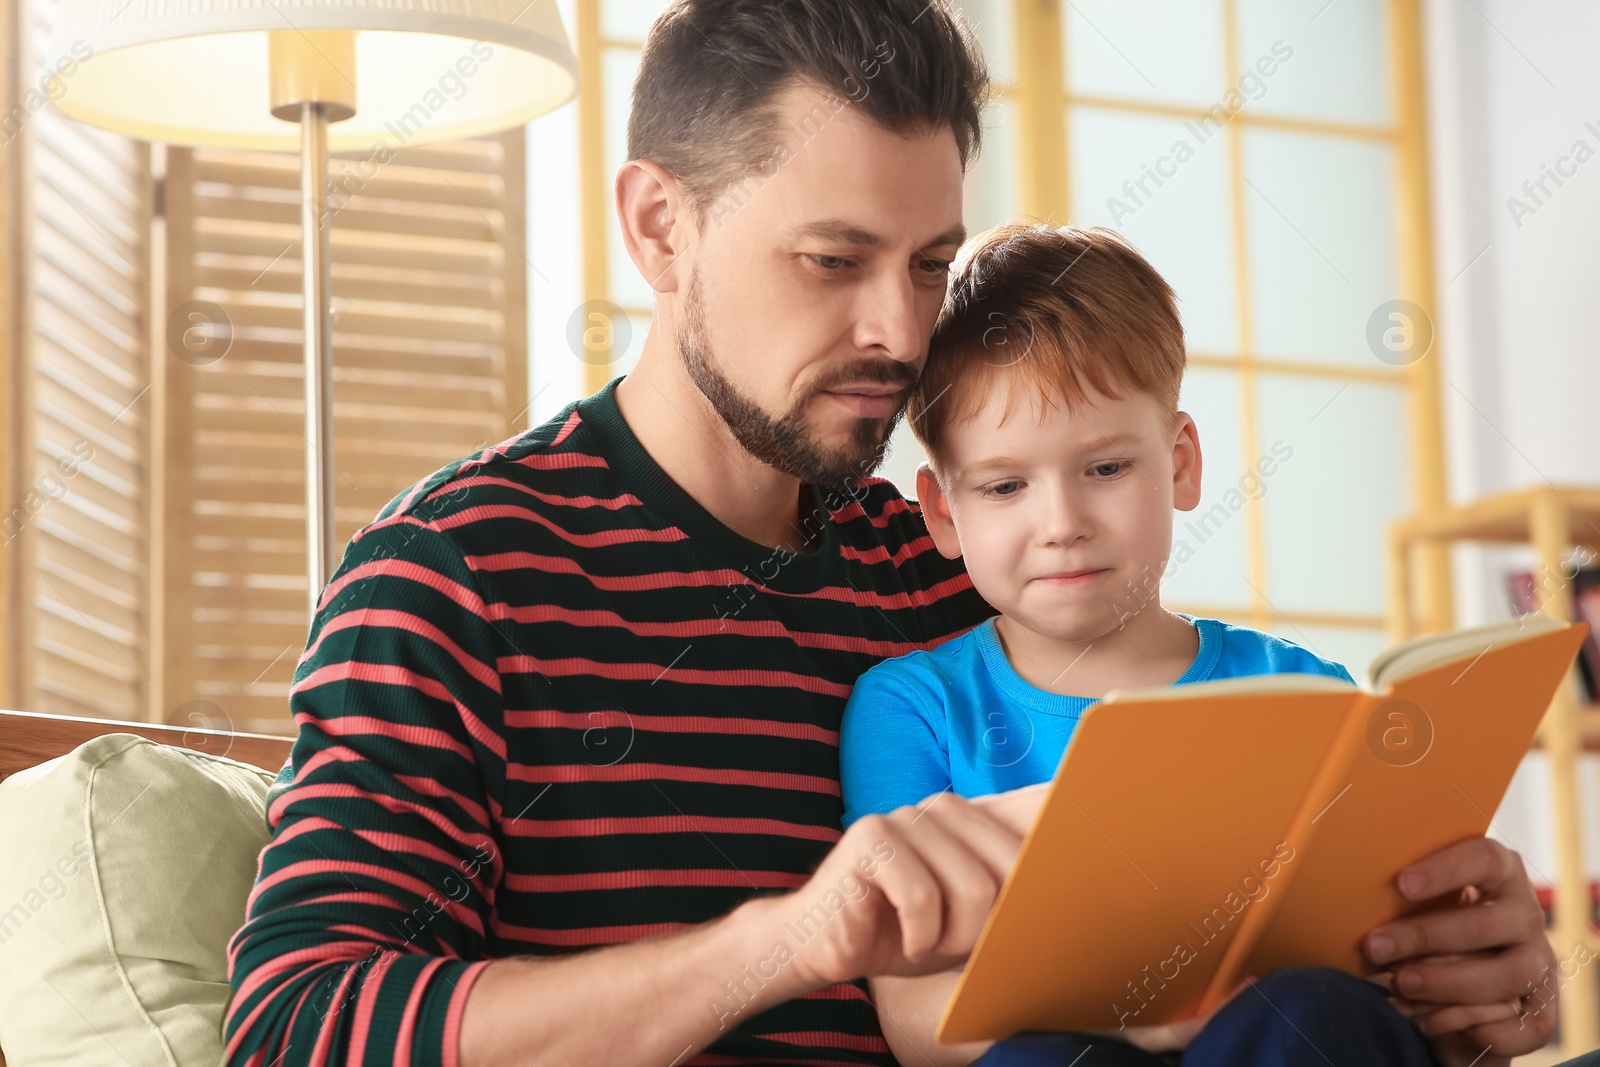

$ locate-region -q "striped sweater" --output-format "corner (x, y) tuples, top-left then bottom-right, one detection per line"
(223, 379), (991, 1067)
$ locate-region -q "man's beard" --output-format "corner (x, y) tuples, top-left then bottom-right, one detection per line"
(676, 267), (915, 489)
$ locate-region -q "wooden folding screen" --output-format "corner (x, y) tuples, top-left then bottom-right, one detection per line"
(160, 133), (528, 735)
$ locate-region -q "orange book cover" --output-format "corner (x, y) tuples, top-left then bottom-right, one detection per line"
(936, 615), (1589, 1043)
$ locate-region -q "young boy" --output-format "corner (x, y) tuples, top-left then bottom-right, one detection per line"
(838, 222), (1364, 1066)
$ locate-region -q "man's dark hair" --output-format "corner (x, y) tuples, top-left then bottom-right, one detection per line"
(627, 0), (990, 223)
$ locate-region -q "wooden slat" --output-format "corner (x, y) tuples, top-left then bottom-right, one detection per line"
(196, 219), (501, 273)
(33, 382), (144, 471)
(34, 476), (142, 546)
(194, 432), (492, 468)
(32, 315), (146, 395)
(35, 609), (142, 676)
(196, 449), (463, 485)
(380, 138), (504, 173)
(191, 513), (330, 542)
(31, 173), (145, 261)
(33, 287), (142, 373)
(34, 647), (140, 715)
(196, 260), (504, 309)
(31, 102), (142, 172)
(31, 334), (147, 420)
(194, 191), (497, 244)
(194, 157), (503, 209)
(33, 510), (141, 579)
(198, 368), (498, 412)
(190, 408), (489, 449)
(220, 336), (502, 372)
(35, 531), (145, 603)
(32, 217), (145, 309)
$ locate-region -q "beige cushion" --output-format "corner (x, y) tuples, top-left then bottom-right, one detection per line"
(0, 733), (275, 1065)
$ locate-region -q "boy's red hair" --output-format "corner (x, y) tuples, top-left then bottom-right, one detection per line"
(908, 221), (1186, 463)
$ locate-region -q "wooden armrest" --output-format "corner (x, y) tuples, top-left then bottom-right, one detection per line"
(0, 708), (294, 781)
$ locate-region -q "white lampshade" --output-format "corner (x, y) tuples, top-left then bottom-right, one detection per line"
(47, 0), (579, 150)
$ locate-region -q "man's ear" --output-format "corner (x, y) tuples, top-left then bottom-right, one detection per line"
(615, 158), (692, 294)
(1171, 411), (1203, 512)
(916, 464), (964, 560)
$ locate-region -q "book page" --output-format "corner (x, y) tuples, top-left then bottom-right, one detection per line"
(1367, 612), (1564, 690)
(1103, 673), (1353, 703)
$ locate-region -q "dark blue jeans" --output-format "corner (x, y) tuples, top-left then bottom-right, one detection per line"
(972, 967), (1442, 1066)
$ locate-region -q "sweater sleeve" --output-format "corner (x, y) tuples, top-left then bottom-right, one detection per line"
(223, 516), (505, 1067)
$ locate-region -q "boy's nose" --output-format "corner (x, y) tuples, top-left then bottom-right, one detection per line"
(1037, 489), (1090, 547)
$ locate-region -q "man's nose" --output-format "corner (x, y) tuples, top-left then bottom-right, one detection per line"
(857, 267), (923, 364)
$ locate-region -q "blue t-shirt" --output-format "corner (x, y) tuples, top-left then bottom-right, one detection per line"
(840, 613), (1354, 828)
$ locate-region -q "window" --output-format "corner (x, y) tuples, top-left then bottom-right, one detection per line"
(547, 0), (1444, 674)
(1051, 0), (1443, 669)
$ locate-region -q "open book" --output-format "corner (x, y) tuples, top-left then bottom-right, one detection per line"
(937, 614), (1589, 1043)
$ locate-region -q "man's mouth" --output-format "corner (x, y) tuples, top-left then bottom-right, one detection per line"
(821, 385), (905, 419)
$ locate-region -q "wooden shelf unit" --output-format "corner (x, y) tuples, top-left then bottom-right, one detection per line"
(1388, 484), (1600, 1054)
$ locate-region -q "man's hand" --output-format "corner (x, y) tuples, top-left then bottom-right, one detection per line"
(1361, 837), (1558, 1066)
(776, 789), (1028, 991)
(968, 780), (1049, 835)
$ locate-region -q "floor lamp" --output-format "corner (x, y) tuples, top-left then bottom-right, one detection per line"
(49, 0), (578, 614)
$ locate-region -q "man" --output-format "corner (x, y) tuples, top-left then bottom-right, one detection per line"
(222, 2), (1563, 1065)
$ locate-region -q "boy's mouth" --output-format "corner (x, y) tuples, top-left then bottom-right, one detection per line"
(1032, 567), (1110, 586)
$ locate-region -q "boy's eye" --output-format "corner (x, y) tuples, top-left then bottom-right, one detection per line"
(980, 480), (1023, 498)
(1090, 461), (1128, 479)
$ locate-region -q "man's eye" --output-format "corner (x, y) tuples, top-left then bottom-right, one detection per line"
(808, 254), (852, 271)
(981, 480), (1022, 498)
(918, 258), (951, 275)
(1091, 462), (1127, 478)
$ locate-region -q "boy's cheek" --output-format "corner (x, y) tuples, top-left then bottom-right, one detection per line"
(955, 519), (1029, 609)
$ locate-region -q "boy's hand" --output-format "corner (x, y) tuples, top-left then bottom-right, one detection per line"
(777, 788), (1027, 988)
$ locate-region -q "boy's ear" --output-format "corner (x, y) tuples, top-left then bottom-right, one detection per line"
(915, 464), (964, 560)
(1171, 411), (1203, 512)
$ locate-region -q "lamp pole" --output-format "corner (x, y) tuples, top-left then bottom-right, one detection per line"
(300, 100), (336, 609)
(268, 29), (357, 615)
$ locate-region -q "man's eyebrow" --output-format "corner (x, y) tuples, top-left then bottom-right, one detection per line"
(790, 219), (883, 246)
(790, 218), (967, 251)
